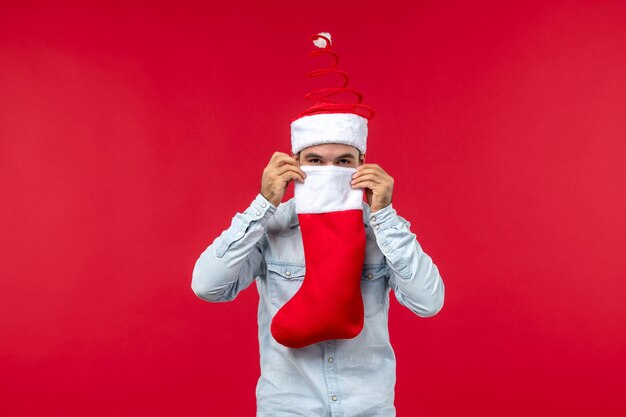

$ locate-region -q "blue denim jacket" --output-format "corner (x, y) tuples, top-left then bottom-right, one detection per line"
(191, 193), (445, 417)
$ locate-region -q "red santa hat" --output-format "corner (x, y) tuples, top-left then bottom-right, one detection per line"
(291, 32), (374, 155)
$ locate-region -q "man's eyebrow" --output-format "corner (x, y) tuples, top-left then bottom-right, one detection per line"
(303, 152), (355, 159)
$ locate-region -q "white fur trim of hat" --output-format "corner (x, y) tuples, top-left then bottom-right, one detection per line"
(290, 112), (368, 155)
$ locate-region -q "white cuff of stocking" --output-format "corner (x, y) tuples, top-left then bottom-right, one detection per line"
(294, 165), (364, 214)
(290, 113), (368, 154)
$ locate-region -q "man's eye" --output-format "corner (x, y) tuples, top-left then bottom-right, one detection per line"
(309, 159), (321, 163)
(338, 159), (350, 164)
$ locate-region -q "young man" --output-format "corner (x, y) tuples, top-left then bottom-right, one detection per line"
(191, 141), (445, 416)
(192, 31), (444, 416)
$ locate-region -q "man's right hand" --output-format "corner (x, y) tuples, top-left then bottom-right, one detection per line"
(260, 152), (307, 207)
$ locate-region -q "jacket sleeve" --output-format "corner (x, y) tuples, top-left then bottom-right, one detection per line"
(368, 203), (445, 317)
(191, 193), (277, 303)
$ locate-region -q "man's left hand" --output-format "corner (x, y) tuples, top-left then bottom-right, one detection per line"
(351, 163), (394, 213)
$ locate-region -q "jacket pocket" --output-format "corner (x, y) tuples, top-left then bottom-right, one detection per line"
(361, 265), (387, 317)
(267, 261), (306, 310)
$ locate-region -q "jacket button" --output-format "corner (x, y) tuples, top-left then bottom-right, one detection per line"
(285, 271), (291, 276)
(331, 395), (337, 402)
(261, 202), (267, 208)
(370, 216), (376, 222)
(328, 357), (334, 363)
(367, 273), (373, 280)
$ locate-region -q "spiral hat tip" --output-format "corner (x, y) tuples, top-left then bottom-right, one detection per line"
(290, 31), (373, 155)
(313, 32), (332, 48)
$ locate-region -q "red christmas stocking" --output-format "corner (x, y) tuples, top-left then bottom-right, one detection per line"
(270, 165), (366, 349)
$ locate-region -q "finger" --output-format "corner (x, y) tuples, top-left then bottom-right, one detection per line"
(275, 164), (307, 180)
(270, 153), (296, 169)
(351, 180), (378, 190)
(270, 151), (291, 163)
(356, 163), (381, 171)
(274, 165), (306, 181)
(351, 173), (382, 184)
(280, 171), (305, 184)
(353, 171), (381, 181)
(272, 154), (299, 168)
(354, 166), (383, 177)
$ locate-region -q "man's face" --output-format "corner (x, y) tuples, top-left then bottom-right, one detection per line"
(295, 143), (364, 168)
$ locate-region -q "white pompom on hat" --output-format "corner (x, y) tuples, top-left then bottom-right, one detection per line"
(291, 32), (374, 155)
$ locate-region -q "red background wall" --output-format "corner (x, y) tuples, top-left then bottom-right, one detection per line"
(1, 1), (625, 416)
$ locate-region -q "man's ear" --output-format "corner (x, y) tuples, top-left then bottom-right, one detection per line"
(360, 152), (366, 165)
